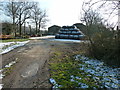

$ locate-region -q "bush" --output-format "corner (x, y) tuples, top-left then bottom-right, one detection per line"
(88, 29), (120, 67)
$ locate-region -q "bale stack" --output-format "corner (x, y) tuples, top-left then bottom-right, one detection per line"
(55, 25), (85, 40)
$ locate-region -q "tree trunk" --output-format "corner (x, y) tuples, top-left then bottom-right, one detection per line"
(38, 23), (41, 36)
(13, 16), (16, 37)
(29, 25), (31, 36)
(36, 22), (38, 36)
(24, 22), (26, 37)
(19, 14), (22, 37)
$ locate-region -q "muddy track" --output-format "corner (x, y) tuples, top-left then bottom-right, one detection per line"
(2, 39), (83, 88)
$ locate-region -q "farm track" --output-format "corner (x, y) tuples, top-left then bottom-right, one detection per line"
(2, 39), (84, 88)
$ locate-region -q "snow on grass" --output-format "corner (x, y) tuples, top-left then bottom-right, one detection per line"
(0, 59), (18, 89)
(49, 78), (57, 85)
(0, 42), (15, 48)
(49, 78), (62, 88)
(29, 35), (88, 43)
(0, 60), (17, 79)
(75, 55), (120, 88)
(50, 39), (89, 43)
(50, 55), (120, 89)
(0, 74), (5, 79)
(4, 61), (16, 68)
(29, 35), (55, 39)
(0, 84), (3, 90)
(0, 40), (29, 54)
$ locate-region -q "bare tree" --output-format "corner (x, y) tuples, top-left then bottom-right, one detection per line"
(81, 0), (118, 28)
(31, 3), (48, 36)
(4, 1), (19, 36)
(0, 2), (3, 13)
(38, 10), (48, 30)
(81, 0), (120, 66)
(16, 1), (34, 36)
(81, 8), (104, 46)
(3, 1), (48, 37)
(4, 1), (35, 37)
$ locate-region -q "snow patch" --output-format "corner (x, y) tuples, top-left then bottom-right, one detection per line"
(5, 61), (16, 68)
(75, 55), (120, 88)
(49, 78), (62, 88)
(50, 39), (88, 43)
(79, 83), (89, 88)
(0, 74), (5, 79)
(49, 78), (57, 85)
(0, 60), (17, 79)
(0, 40), (29, 54)
(0, 59), (18, 89)
(50, 55), (120, 88)
(0, 42), (15, 48)
(0, 84), (3, 90)
(29, 36), (55, 39)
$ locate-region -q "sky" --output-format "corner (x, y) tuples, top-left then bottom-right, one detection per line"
(33, 0), (118, 28)
(33, 0), (84, 27)
(0, 0), (118, 29)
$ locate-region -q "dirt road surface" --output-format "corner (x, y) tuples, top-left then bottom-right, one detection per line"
(2, 39), (84, 88)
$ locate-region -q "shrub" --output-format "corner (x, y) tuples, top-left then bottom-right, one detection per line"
(88, 29), (120, 67)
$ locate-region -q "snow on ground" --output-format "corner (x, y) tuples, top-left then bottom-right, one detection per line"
(0, 59), (18, 89)
(75, 55), (120, 88)
(49, 78), (62, 88)
(29, 35), (88, 43)
(50, 55), (120, 89)
(29, 35), (55, 39)
(4, 61), (16, 68)
(50, 39), (88, 43)
(0, 74), (5, 79)
(0, 40), (29, 54)
(0, 42), (15, 48)
(0, 73), (3, 89)
(0, 84), (3, 90)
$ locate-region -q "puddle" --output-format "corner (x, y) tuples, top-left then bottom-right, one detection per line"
(21, 63), (39, 78)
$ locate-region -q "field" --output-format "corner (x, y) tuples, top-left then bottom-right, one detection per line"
(1, 37), (119, 89)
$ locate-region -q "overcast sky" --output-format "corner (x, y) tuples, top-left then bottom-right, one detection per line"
(33, 0), (84, 27)
(0, 0), (118, 28)
(32, 0), (118, 28)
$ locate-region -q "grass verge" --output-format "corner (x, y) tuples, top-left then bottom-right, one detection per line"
(49, 46), (100, 88)
(0, 39), (29, 42)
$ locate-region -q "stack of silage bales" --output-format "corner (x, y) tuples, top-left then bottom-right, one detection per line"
(55, 25), (85, 40)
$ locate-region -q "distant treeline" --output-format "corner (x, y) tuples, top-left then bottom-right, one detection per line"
(1, 22), (48, 38)
(0, 1), (48, 38)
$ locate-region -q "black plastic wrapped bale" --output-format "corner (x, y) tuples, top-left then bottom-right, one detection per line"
(55, 25), (85, 40)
